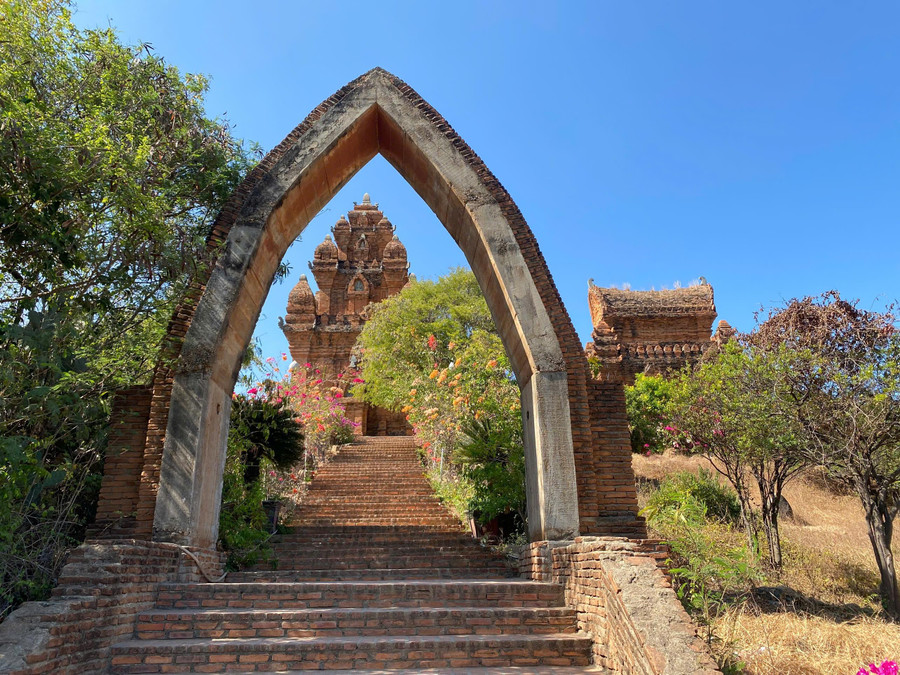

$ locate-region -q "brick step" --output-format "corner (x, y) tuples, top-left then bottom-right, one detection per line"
(288, 515), (457, 524)
(155, 581), (564, 610)
(290, 520), (460, 527)
(262, 549), (504, 562)
(128, 669), (603, 674)
(274, 529), (473, 540)
(298, 495), (437, 500)
(109, 633), (593, 672)
(269, 532), (491, 554)
(225, 568), (512, 582)
(290, 506), (449, 512)
(246, 556), (510, 571)
(135, 606), (578, 640)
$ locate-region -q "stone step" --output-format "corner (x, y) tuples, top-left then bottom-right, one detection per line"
(109, 633), (593, 672)
(155, 581), (564, 610)
(226, 568), (513, 582)
(126, 669), (603, 674)
(134, 606), (578, 640)
(247, 554), (509, 570)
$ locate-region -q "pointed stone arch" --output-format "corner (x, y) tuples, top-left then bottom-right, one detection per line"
(136, 68), (641, 549)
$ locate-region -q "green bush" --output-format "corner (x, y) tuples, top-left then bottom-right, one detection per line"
(625, 374), (673, 453)
(642, 469), (741, 525)
(454, 416), (526, 525)
(229, 394), (304, 486)
(641, 468), (759, 666)
(217, 437), (272, 571)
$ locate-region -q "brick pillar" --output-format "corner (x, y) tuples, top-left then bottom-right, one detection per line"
(92, 385), (153, 538)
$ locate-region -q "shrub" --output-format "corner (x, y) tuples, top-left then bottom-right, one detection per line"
(642, 469), (742, 525)
(625, 374), (673, 453)
(217, 437), (271, 571)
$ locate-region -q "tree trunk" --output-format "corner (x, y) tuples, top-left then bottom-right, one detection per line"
(736, 490), (760, 558)
(757, 475), (784, 570)
(861, 491), (900, 618)
(760, 496), (782, 570)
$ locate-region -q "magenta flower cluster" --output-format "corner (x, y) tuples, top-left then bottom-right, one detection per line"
(859, 661), (899, 675)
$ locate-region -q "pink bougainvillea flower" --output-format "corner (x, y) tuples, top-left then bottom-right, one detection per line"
(334, 391), (343, 398)
(336, 373), (343, 378)
(247, 387), (258, 395)
(304, 362), (311, 368)
(317, 424), (325, 432)
(353, 377), (365, 383)
(314, 379), (322, 385)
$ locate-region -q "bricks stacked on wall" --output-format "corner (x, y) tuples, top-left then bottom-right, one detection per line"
(107, 437), (597, 672)
(0, 542), (225, 675)
(521, 538), (721, 675)
(92, 386), (153, 538)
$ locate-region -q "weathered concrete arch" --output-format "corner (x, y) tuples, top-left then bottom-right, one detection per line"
(149, 68), (641, 548)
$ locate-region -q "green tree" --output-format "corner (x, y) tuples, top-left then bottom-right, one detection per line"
(354, 269), (524, 529)
(753, 292), (900, 617)
(667, 341), (807, 569)
(0, 0), (253, 616)
(353, 268), (497, 411)
(625, 373), (674, 453)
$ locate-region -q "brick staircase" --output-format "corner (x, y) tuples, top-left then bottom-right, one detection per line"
(109, 436), (598, 672)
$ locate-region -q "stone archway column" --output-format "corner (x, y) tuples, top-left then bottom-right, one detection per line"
(521, 371), (579, 540)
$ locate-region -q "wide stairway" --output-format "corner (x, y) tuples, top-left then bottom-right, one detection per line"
(109, 436), (597, 673)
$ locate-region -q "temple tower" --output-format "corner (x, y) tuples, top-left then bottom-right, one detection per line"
(281, 194), (411, 435)
(585, 281), (732, 384)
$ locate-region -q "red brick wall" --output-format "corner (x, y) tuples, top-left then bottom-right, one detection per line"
(93, 387), (153, 537)
(0, 542), (224, 675)
(521, 538), (720, 675)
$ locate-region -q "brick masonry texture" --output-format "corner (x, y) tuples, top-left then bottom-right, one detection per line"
(520, 538), (721, 675)
(0, 542), (225, 675)
(107, 437), (597, 672)
(586, 282), (735, 386)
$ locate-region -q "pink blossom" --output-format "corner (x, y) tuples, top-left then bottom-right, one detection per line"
(247, 387), (258, 395)
(334, 391), (343, 398)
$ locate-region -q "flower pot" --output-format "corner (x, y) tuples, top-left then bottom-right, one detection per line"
(262, 500), (282, 534)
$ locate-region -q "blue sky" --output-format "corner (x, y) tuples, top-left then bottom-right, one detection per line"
(74, 1), (899, 361)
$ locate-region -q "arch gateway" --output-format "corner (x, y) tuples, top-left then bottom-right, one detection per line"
(1, 69), (726, 675)
(89, 67), (645, 549)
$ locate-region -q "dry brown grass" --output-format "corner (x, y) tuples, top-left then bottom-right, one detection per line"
(632, 452), (900, 675)
(717, 605), (900, 675)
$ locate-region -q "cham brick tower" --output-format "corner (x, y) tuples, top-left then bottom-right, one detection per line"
(280, 194), (411, 435)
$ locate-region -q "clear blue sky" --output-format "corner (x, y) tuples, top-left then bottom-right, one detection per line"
(74, 1), (900, 362)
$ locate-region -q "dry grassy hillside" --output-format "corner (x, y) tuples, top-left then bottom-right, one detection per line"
(632, 452), (900, 675)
